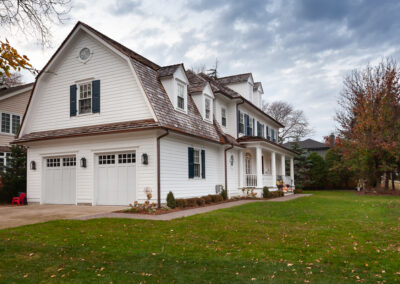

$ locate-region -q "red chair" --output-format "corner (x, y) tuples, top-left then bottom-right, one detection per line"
(12, 193), (26, 206)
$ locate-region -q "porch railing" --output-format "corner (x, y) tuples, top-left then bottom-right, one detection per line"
(245, 174), (257, 187)
(263, 174), (274, 187)
(283, 176), (292, 186)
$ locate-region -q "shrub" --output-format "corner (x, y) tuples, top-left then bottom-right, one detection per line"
(186, 198), (198, 207)
(175, 199), (187, 208)
(209, 194), (223, 203)
(166, 191), (176, 209)
(262, 186), (271, 198)
(202, 195), (212, 204)
(279, 190), (285, 197)
(195, 197), (205, 206)
(294, 188), (303, 194)
(220, 188), (228, 200)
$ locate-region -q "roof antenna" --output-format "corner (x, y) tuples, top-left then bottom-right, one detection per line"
(206, 58), (219, 79)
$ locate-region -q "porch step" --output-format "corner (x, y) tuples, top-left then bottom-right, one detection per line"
(284, 192), (294, 196)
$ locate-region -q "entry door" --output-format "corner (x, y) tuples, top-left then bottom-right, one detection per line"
(44, 157), (76, 204)
(95, 152), (136, 205)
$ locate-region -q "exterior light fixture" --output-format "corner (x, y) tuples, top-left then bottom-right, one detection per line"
(30, 161), (36, 170)
(141, 153), (148, 165)
(80, 157), (87, 168)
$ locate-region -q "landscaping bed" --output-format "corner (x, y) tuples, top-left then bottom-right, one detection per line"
(356, 189), (400, 196)
(120, 188), (287, 215)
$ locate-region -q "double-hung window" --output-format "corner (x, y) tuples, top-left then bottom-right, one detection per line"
(239, 113), (244, 133)
(177, 83), (185, 110)
(1, 113), (21, 134)
(193, 149), (201, 178)
(248, 117), (253, 136)
(0, 152), (11, 172)
(221, 108), (226, 127)
(79, 83), (92, 114)
(205, 98), (211, 120)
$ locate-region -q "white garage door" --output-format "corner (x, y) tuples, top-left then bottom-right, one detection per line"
(95, 152), (136, 205)
(44, 156), (76, 204)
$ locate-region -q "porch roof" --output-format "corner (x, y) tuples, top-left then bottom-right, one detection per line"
(237, 136), (298, 155)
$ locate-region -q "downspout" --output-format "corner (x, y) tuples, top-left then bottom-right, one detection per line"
(157, 129), (169, 208)
(224, 144), (234, 196)
(236, 98), (245, 138)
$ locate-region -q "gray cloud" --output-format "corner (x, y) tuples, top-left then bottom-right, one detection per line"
(12, 0), (400, 141)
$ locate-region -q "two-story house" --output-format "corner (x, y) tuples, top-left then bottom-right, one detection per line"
(14, 22), (296, 206)
(0, 83), (33, 171)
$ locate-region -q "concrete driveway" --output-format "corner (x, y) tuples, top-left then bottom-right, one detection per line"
(0, 204), (128, 230)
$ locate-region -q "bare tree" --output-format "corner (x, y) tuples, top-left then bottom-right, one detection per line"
(190, 64), (207, 74)
(0, 0), (71, 47)
(263, 101), (312, 143)
(206, 58), (219, 79)
(0, 72), (23, 88)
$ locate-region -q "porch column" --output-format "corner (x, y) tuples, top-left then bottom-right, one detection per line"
(256, 146), (263, 188)
(281, 155), (286, 177)
(290, 157), (294, 186)
(271, 151), (276, 187)
(239, 150), (244, 188)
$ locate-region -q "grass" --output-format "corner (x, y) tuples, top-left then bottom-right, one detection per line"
(0, 191), (399, 283)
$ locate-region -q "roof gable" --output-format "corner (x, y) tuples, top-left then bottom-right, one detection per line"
(0, 83), (33, 101)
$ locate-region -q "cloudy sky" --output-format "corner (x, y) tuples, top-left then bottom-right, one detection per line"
(5, 0), (400, 141)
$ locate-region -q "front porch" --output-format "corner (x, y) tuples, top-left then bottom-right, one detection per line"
(238, 142), (295, 192)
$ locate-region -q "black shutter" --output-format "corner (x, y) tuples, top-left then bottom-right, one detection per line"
(252, 119), (255, 136)
(92, 80), (100, 113)
(70, 84), (77, 116)
(257, 121), (261, 137)
(201, 150), (205, 179)
(188, 147), (194, 178)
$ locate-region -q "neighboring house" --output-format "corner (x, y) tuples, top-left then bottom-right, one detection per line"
(14, 22), (296, 206)
(0, 83), (33, 170)
(284, 138), (331, 159)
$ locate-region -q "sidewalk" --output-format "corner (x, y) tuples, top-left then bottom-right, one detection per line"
(74, 194), (311, 221)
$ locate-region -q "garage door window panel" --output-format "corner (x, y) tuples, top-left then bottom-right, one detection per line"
(99, 155), (115, 165)
(118, 153), (136, 164)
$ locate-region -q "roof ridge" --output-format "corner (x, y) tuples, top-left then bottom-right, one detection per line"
(217, 73), (252, 80)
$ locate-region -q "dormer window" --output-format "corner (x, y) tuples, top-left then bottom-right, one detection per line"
(221, 108), (226, 127)
(205, 98), (211, 120)
(177, 82), (185, 110)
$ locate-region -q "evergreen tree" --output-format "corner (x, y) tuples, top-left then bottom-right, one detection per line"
(308, 152), (327, 189)
(0, 145), (27, 202)
(290, 141), (311, 189)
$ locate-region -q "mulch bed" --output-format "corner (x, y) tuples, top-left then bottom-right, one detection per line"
(117, 197), (272, 215)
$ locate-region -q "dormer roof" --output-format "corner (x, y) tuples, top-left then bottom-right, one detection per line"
(216, 73), (253, 85)
(157, 64), (183, 78)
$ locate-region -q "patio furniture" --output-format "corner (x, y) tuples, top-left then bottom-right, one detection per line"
(11, 193), (26, 206)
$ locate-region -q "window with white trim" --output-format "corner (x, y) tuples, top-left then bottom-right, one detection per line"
(239, 113), (244, 133)
(118, 153), (136, 164)
(0, 112), (21, 134)
(193, 149), (201, 178)
(99, 155), (115, 165)
(63, 157), (76, 167)
(221, 108), (226, 127)
(205, 98), (211, 120)
(46, 158), (61, 167)
(79, 82), (92, 114)
(177, 82), (185, 110)
(0, 152), (11, 172)
(249, 117), (253, 136)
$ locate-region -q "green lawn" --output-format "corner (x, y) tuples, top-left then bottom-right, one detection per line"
(0, 191), (399, 283)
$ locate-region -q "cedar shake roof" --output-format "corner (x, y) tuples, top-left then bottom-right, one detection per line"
(157, 64), (182, 78)
(186, 70), (208, 94)
(216, 73), (252, 85)
(284, 139), (330, 150)
(14, 119), (159, 143)
(237, 136), (297, 154)
(253, 82), (261, 91)
(131, 59), (222, 143)
(0, 83), (33, 98)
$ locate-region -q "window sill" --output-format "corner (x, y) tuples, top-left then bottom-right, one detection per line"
(70, 112), (100, 118)
(175, 107), (187, 114)
(0, 132), (16, 137)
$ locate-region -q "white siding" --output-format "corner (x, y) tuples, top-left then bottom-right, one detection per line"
(26, 131), (157, 204)
(23, 29), (153, 134)
(160, 133), (224, 201)
(226, 148), (240, 197)
(214, 95), (237, 138)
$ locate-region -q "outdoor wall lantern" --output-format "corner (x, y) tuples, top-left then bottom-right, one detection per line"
(80, 157), (87, 168)
(230, 154), (234, 166)
(30, 161), (36, 170)
(141, 153), (148, 165)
